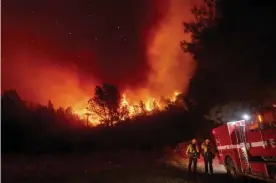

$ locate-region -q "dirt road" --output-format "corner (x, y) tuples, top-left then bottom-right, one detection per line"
(1, 152), (260, 183)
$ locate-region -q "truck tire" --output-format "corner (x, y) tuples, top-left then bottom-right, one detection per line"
(227, 159), (237, 178)
(226, 158), (246, 182)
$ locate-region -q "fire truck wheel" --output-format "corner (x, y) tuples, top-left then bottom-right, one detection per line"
(227, 158), (238, 179)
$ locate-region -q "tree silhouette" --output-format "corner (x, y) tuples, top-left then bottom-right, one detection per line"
(181, 0), (276, 111)
(87, 84), (121, 126)
(47, 100), (54, 110)
(1, 90), (29, 123)
(181, 0), (216, 55)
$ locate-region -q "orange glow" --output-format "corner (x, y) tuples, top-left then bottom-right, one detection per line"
(258, 114), (262, 123)
(145, 0), (198, 98)
(75, 0), (198, 125)
(2, 0), (199, 126)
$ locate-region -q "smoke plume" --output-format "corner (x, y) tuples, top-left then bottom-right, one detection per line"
(125, 0), (197, 101)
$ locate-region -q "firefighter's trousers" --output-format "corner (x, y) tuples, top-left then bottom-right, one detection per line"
(204, 155), (213, 174)
(188, 157), (197, 173)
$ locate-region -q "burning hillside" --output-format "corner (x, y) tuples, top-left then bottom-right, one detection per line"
(71, 0), (197, 125)
(73, 90), (182, 126)
(2, 0), (198, 125)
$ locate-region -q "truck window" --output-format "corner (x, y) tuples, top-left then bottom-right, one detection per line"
(249, 122), (259, 131)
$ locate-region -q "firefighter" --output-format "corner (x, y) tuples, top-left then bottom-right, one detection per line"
(201, 139), (215, 174)
(186, 139), (199, 173)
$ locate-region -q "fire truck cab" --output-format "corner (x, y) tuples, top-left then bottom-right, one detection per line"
(212, 107), (276, 182)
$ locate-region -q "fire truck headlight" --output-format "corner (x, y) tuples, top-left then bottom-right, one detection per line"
(242, 114), (250, 120)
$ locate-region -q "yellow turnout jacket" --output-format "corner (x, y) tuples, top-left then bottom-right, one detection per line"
(201, 143), (215, 153)
(186, 144), (199, 155)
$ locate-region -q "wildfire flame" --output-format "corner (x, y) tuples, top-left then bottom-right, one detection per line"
(73, 91), (181, 126)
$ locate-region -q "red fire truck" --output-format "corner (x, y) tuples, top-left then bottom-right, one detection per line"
(212, 106), (276, 182)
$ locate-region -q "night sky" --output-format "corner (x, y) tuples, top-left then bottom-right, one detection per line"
(2, 0), (196, 109)
(2, 0), (166, 86)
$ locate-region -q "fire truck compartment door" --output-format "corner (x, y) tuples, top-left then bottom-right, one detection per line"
(250, 162), (269, 178)
(235, 125), (249, 172)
